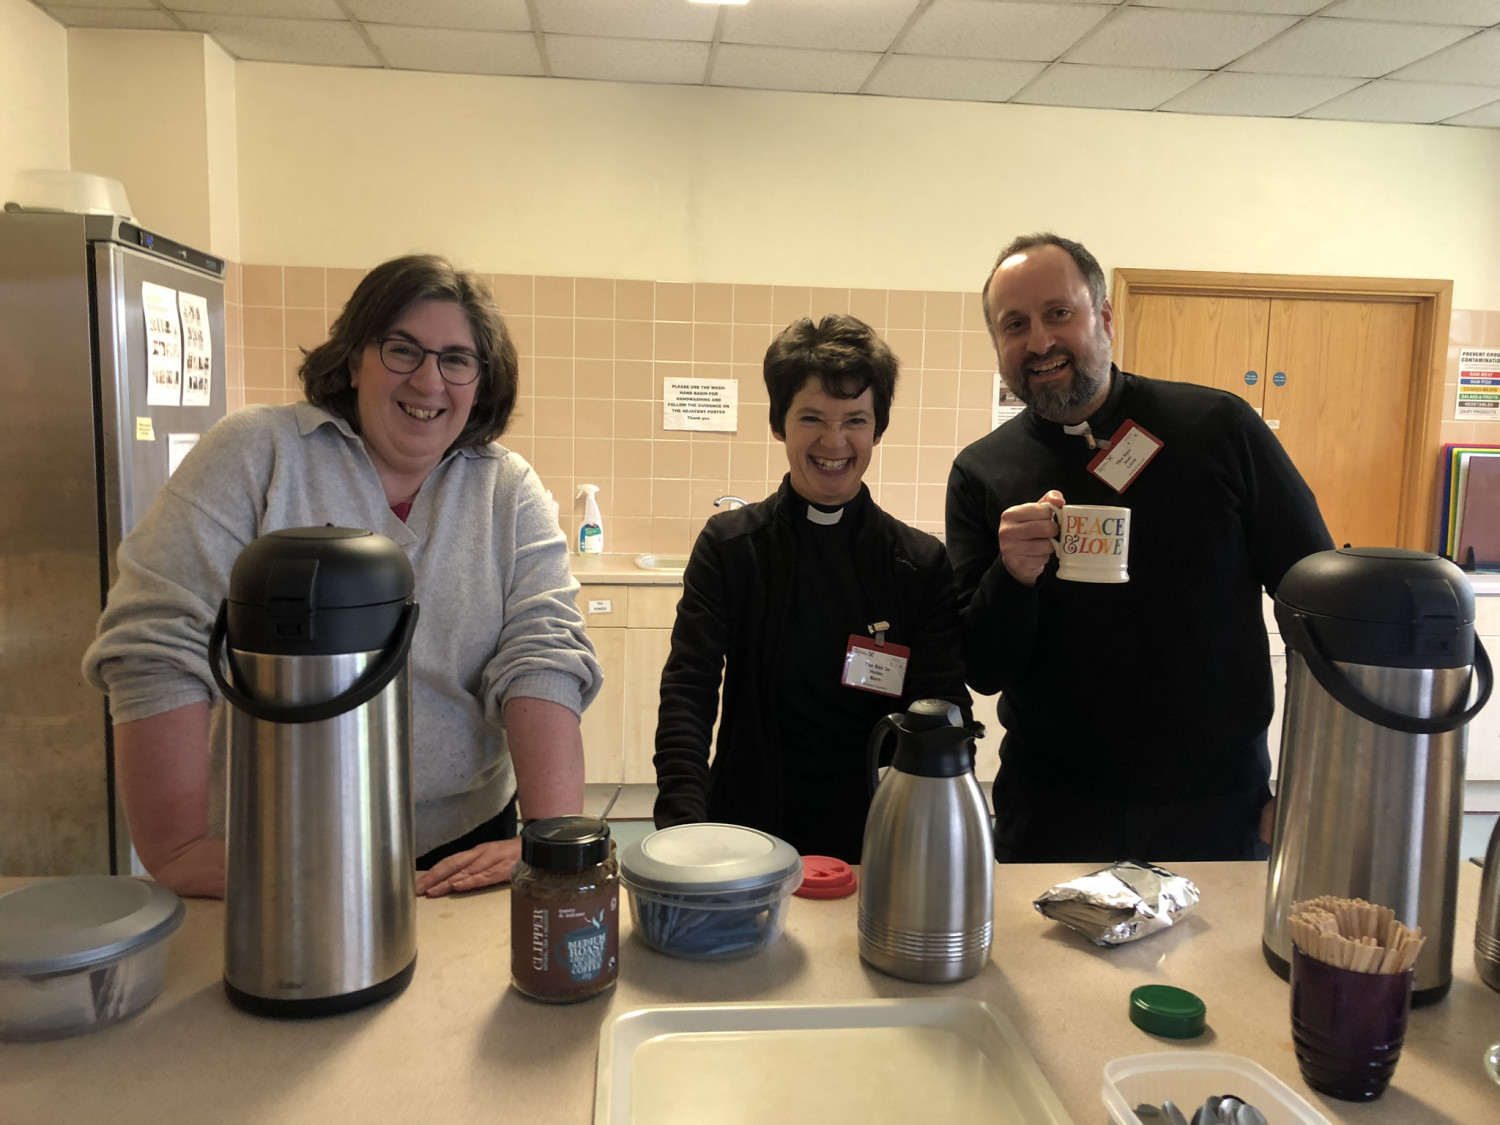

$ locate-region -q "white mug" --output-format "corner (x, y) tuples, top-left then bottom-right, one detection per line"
(1051, 503), (1130, 583)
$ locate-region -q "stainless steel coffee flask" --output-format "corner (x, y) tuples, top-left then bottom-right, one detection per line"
(210, 527), (420, 1017)
(859, 699), (993, 983)
(1263, 548), (1491, 1006)
(1477, 816), (1500, 992)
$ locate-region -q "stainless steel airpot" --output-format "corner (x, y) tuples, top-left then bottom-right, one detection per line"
(210, 526), (419, 1017)
(1263, 547), (1491, 1006)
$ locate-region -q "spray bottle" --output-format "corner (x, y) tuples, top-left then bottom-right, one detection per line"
(578, 485), (604, 554)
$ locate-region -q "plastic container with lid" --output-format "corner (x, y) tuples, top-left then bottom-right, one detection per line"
(619, 823), (803, 960)
(510, 814), (619, 1003)
(0, 876), (185, 1040)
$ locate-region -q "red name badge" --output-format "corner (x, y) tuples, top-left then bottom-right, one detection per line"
(1088, 420), (1163, 494)
(842, 634), (910, 697)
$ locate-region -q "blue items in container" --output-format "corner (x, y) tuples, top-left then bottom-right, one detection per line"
(619, 824), (803, 961)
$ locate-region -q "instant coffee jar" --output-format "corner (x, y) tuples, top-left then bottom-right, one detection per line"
(510, 815), (618, 1003)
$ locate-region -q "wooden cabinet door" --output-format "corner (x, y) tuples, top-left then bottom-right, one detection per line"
(579, 627), (627, 782)
(1120, 292), (1270, 410)
(1263, 298), (1417, 550)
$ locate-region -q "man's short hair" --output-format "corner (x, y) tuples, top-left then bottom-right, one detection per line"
(764, 314), (898, 439)
(980, 233), (1107, 332)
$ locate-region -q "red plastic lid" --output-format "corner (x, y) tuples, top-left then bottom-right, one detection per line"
(794, 856), (857, 899)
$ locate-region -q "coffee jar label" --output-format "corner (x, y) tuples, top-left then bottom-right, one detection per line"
(511, 887), (618, 1001)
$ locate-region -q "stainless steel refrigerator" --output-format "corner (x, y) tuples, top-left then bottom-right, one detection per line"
(0, 209), (226, 876)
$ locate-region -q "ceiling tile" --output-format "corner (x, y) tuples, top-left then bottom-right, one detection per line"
(1393, 28), (1500, 85)
(863, 55), (1044, 102)
(165, 0), (343, 16)
(1159, 71), (1365, 117)
(711, 44), (881, 94)
(1065, 8), (1297, 69)
(1131, 0), (1323, 12)
(1300, 77), (1500, 122)
(346, 0), (531, 33)
(899, 0), (1111, 63)
(547, 36), (710, 85)
(721, 0), (917, 52)
(535, 0), (717, 43)
(41, 6), (178, 28)
(1229, 17), (1474, 77)
(1012, 62), (1208, 110)
(176, 14), (379, 66)
(365, 25), (542, 76)
(1442, 97), (1500, 125)
(1322, 0), (1500, 25)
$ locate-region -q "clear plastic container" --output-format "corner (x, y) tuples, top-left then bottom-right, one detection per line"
(620, 824), (803, 960)
(1102, 1051), (1332, 1125)
(0, 876), (184, 1041)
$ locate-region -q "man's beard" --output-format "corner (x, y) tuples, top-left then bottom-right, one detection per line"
(1001, 329), (1113, 423)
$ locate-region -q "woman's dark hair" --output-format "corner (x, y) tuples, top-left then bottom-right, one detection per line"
(299, 254), (519, 449)
(763, 314), (898, 439)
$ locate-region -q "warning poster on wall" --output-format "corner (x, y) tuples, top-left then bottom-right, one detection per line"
(1457, 349), (1500, 419)
(663, 378), (738, 432)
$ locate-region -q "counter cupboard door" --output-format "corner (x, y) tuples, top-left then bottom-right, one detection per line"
(579, 586), (628, 782)
(1115, 270), (1449, 553)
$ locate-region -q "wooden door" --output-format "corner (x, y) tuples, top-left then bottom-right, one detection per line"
(1113, 270), (1448, 552)
(1121, 292), (1270, 410)
(1263, 298), (1417, 549)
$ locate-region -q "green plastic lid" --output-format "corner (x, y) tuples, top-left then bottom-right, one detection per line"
(1128, 984), (1206, 1039)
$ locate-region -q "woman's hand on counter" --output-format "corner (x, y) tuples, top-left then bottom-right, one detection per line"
(417, 838), (522, 897)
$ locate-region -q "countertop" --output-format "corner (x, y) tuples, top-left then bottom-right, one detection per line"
(4, 863), (1499, 1124)
(568, 553), (685, 586)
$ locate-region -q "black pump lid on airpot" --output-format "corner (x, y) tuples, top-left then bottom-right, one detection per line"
(1274, 547), (1476, 669)
(225, 527), (414, 655)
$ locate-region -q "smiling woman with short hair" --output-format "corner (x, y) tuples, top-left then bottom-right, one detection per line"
(651, 314), (973, 862)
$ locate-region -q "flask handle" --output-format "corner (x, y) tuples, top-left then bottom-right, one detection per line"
(1287, 611), (1492, 736)
(209, 600), (420, 725)
(866, 713), (903, 797)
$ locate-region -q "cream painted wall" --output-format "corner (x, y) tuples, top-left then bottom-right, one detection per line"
(68, 29), (214, 250)
(234, 62), (1500, 308)
(203, 35), (240, 261)
(0, 0), (69, 205)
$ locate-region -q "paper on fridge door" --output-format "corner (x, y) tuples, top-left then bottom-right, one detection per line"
(178, 291), (212, 407)
(143, 281), (183, 407)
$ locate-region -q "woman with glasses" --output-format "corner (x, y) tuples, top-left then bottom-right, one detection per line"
(85, 255), (600, 899)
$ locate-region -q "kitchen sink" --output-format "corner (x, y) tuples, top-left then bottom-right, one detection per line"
(634, 554), (689, 572)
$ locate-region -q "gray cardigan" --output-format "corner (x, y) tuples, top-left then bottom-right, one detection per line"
(84, 402), (601, 854)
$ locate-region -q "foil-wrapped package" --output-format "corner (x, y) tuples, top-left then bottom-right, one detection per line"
(1033, 861), (1200, 946)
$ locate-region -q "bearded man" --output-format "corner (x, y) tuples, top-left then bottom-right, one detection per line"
(945, 233), (1332, 863)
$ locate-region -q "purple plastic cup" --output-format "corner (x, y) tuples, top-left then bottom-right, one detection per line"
(1290, 944), (1413, 1101)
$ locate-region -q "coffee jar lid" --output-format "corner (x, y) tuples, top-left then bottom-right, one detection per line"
(521, 815), (613, 872)
(0, 877), (185, 976)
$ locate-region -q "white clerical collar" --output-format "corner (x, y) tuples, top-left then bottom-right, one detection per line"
(806, 504), (844, 526)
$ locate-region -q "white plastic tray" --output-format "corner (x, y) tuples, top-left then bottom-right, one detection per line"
(594, 997), (1074, 1125)
(1102, 1052), (1332, 1125)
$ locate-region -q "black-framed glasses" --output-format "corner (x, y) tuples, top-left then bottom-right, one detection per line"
(374, 336), (483, 386)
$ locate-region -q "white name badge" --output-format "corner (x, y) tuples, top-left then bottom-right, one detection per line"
(1089, 420), (1163, 494)
(842, 635), (910, 697)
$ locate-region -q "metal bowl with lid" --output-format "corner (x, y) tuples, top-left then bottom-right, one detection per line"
(0, 875), (185, 1040)
(619, 823), (803, 960)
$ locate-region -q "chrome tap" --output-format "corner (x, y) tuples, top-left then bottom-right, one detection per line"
(714, 495), (749, 511)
